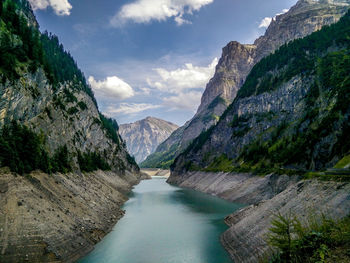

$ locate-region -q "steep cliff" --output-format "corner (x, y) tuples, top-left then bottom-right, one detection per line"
(119, 117), (178, 163)
(0, 0), (138, 174)
(0, 1), (140, 262)
(144, 0), (350, 169)
(171, 8), (350, 175)
(168, 7), (350, 262)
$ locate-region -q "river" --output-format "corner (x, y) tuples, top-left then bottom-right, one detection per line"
(78, 177), (244, 263)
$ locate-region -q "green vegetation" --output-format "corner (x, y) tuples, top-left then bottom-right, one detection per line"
(0, 0), (97, 104)
(230, 114), (252, 137)
(176, 10), (350, 177)
(208, 96), (226, 110)
(204, 154), (235, 172)
(0, 121), (71, 174)
(0, 1), (133, 174)
(237, 10), (350, 99)
(126, 153), (138, 167)
(334, 155), (350, 169)
(0, 0), (44, 80)
(182, 126), (215, 155)
(77, 150), (111, 172)
(67, 106), (79, 115)
(99, 113), (120, 145)
(265, 213), (350, 263)
(77, 101), (88, 111)
(141, 143), (180, 169)
(51, 145), (72, 173)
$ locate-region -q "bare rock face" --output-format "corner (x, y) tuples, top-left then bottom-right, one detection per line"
(119, 117), (179, 163)
(254, 0), (350, 61)
(145, 0), (350, 167)
(0, 1), (140, 262)
(0, 69), (138, 173)
(197, 42), (256, 114)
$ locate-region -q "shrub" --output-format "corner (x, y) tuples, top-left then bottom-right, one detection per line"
(266, 213), (350, 263)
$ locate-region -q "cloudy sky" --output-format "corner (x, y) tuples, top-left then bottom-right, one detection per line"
(30, 0), (297, 125)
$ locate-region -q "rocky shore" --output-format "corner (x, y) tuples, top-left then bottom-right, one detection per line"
(168, 171), (350, 262)
(0, 168), (141, 263)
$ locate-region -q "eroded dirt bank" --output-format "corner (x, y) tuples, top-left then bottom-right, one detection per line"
(0, 168), (140, 263)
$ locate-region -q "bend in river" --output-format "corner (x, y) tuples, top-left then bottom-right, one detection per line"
(78, 177), (244, 263)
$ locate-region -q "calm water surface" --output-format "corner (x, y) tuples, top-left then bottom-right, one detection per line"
(78, 177), (244, 263)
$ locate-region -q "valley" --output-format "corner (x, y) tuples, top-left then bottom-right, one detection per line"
(1, 0), (350, 262)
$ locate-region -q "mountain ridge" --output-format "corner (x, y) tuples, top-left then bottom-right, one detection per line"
(119, 117), (178, 163)
(143, 0), (350, 169)
(171, 8), (350, 174)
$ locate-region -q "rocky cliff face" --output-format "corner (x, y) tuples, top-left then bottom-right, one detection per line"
(0, 69), (138, 173)
(172, 6), (350, 174)
(119, 117), (178, 163)
(168, 2), (350, 262)
(144, 0), (350, 168)
(0, 1), (140, 262)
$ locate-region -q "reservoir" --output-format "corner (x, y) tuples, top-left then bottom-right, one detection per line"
(78, 177), (243, 263)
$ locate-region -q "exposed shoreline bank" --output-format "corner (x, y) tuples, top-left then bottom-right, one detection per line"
(168, 171), (350, 262)
(0, 168), (141, 263)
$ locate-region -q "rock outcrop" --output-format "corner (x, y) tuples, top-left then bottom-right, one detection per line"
(168, 1), (350, 262)
(119, 117), (178, 163)
(0, 69), (138, 173)
(0, 1), (140, 262)
(172, 3), (350, 174)
(144, 0), (350, 168)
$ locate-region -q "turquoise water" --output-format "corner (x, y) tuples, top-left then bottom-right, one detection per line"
(78, 177), (244, 263)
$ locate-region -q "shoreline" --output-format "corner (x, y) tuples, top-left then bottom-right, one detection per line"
(168, 171), (350, 262)
(0, 169), (141, 263)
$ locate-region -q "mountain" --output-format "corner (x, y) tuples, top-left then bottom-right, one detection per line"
(119, 117), (179, 163)
(169, 3), (350, 262)
(0, 1), (140, 261)
(143, 0), (350, 169)
(171, 1), (350, 176)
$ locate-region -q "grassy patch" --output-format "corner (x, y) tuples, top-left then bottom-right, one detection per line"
(204, 154), (235, 172)
(334, 154), (350, 169)
(304, 171), (350, 182)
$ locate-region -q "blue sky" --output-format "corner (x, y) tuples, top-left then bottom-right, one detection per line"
(30, 0), (297, 125)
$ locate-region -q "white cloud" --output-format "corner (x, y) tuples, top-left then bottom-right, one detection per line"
(174, 16), (192, 26)
(259, 17), (272, 29)
(163, 91), (202, 111)
(104, 103), (162, 116)
(259, 8), (289, 29)
(28, 0), (72, 16)
(88, 76), (135, 100)
(111, 0), (214, 26)
(147, 58), (218, 94)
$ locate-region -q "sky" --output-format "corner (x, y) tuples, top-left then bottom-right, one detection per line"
(29, 0), (297, 125)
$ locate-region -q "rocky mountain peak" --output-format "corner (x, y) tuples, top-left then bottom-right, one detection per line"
(141, 0), (350, 169)
(119, 117), (179, 163)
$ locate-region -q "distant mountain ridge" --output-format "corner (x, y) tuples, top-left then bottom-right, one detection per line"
(143, 0), (350, 169)
(119, 117), (179, 163)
